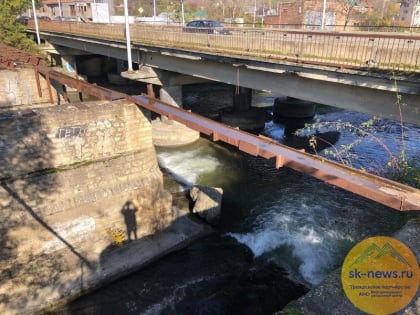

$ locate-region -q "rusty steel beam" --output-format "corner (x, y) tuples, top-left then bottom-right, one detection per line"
(0, 44), (45, 69)
(34, 66), (420, 211)
(36, 66), (126, 101)
(130, 94), (420, 212)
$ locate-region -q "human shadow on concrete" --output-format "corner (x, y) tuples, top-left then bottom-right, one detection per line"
(121, 200), (139, 241)
(46, 206), (212, 314)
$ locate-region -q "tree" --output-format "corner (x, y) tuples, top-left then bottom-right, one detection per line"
(336, 0), (359, 29)
(361, 0), (401, 27)
(0, 0), (39, 51)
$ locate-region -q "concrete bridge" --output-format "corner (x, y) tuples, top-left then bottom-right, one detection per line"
(1, 36), (419, 313)
(28, 21), (420, 125)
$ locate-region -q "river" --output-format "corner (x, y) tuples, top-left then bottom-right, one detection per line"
(49, 84), (419, 314)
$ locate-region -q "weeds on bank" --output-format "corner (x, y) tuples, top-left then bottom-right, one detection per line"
(300, 116), (401, 169)
(106, 227), (125, 247)
(295, 75), (418, 187)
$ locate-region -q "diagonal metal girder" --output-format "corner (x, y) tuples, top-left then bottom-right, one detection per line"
(131, 94), (420, 212)
(35, 66), (420, 211)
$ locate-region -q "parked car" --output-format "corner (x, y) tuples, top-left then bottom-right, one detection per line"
(16, 15), (50, 25)
(16, 16), (31, 25)
(183, 20), (231, 35)
(38, 16), (51, 21)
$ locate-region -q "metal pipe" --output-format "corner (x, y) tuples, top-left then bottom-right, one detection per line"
(58, 0), (62, 17)
(153, 0), (156, 22)
(31, 0), (41, 45)
(322, 0), (326, 29)
(253, 0), (257, 28)
(123, 0), (133, 71)
(180, 0), (185, 25)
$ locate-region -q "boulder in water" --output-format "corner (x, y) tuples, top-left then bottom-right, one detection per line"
(190, 185), (223, 225)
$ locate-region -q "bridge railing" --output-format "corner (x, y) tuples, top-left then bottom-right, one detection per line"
(31, 21), (420, 72)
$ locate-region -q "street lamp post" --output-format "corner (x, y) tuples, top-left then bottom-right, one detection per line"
(180, 0), (185, 25)
(58, 0), (62, 17)
(321, 0), (326, 29)
(153, 0), (156, 22)
(253, 0), (257, 28)
(31, 0), (41, 45)
(123, 0), (133, 71)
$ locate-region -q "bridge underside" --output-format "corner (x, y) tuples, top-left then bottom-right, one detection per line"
(41, 34), (420, 126)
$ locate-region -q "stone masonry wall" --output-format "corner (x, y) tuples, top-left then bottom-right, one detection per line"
(0, 99), (178, 314)
(0, 99), (152, 179)
(0, 68), (59, 107)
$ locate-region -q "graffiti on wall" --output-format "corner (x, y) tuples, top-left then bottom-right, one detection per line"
(56, 125), (88, 139)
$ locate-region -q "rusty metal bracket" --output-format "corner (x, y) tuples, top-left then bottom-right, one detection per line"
(0, 44), (45, 69)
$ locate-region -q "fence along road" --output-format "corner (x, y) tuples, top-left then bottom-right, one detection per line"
(31, 21), (420, 72)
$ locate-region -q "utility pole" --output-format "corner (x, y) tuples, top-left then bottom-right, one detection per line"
(123, 0), (133, 71)
(31, 0), (41, 44)
(180, 0), (185, 25)
(58, 0), (63, 17)
(253, 0), (257, 28)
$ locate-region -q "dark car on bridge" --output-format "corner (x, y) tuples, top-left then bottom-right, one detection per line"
(53, 16), (78, 22)
(17, 15), (51, 25)
(183, 20), (231, 35)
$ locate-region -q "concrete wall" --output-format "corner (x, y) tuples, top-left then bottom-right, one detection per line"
(0, 99), (188, 314)
(0, 100), (152, 178)
(0, 68), (59, 107)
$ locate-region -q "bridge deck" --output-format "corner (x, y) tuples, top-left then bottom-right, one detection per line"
(30, 21), (420, 72)
(35, 66), (420, 211)
(28, 23), (420, 126)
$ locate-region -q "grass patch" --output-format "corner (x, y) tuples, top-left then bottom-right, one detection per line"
(389, 158), (420, 188)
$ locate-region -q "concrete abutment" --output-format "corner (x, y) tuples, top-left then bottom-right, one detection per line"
(0, 71), (212, 313)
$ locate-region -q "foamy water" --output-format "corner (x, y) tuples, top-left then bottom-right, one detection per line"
(228, 205), (354, 285)
(155, 109), (413, 288)
(157, 145), (221, 187)
(156, 140), (357, 286)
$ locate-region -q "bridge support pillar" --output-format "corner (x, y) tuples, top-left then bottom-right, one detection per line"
(159, 85), (183, 107)
(221, 87), (266, 132)
(61, 55), (77, 75)
(152, 83), (199, 147)
(122, 68), (201, 146)
(233, 87), (252, 112)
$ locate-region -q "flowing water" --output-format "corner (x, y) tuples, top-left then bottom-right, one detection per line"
(51, 86), (419, 314)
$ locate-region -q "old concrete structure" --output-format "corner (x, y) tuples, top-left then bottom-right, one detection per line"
(0, 79), (211, 313)
(0, 68), (60, 107)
